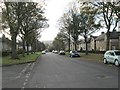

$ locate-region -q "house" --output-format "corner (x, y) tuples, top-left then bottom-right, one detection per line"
(65, 31), (120, 52)
(90, 35), (97, 51)
(0, 34), (11, 51)
(77, 39), (85, 51)
(77, 31), (120, 52)
(109, 31), (120, 50)
(70, 40), (75, 51)
(95, 31), (120, 51)
(77, 38), (91, 51)
(95, 32), (106, 51)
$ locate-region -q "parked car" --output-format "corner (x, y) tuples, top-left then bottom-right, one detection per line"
(103, 50), (120, 66)
(52, 50), (55, 53)
(54, 50), (58, 54)
(59, 50), (65, 55)
(69, 51), (80, 57)
(42, 51), (46, 54)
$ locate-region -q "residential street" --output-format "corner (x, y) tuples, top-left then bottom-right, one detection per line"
(2, 52), (118, 88)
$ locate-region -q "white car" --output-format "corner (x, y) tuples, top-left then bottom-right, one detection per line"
(42, 51), (46, 54)
(59, 50), (65, 55)
(54, 50), (58, 54)
(103, 50), (120, 66)
(52, 50), (55, 53)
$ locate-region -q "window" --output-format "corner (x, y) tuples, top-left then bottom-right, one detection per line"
(106, 52), (110, 55)
(109, 52), (115, 56)
(115, 51), (120, 55)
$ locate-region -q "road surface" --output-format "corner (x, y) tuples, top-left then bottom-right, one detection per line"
(2, 52), (118, 88)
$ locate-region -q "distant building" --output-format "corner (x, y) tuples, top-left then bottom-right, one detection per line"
(77, 38), (91, 51)
(77, 39), (85, 51)
(95, 32), (106, 51)
(95, 31), (120, 51)
(76, 31), (120, 52)
(0, 34), (11, 51)
(90, 35), (97, 51)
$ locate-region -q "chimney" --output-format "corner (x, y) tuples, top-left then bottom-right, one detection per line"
(101, 32), (104, 35)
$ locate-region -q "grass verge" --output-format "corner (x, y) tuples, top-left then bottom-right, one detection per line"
(79, 53), (104, 62)
(1, 52), (41, 66)
(66, 52), (104, 62)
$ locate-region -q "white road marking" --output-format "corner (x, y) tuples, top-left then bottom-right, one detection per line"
(21, 87), (25, 90)
(25, 79), (28, 82)
(15, 76), (20, 79)
(30, 63), (35, 70)
(43, 86), (46, 88)
(25, 75), (29, 78)
(23, 82), (27, 86)
(15, 63), (32, 79)
(21, 62), (36, 89)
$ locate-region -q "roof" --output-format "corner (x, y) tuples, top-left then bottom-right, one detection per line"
(78, 39), (84, 43)
(90, 35), (98, 39)
(78, 38), (91, 43)
(96, 31), (120, 41)
(106, 50), (120, 52)
(109, 31), (120, 39)
(96, 33), (106, 41)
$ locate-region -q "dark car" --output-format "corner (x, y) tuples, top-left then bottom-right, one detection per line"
(69, 51), (80, 57)
(59, 50), (65, 55)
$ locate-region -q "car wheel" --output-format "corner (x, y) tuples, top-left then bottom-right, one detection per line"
(103, 58), (107, 64)
(114, 60), (119, 66)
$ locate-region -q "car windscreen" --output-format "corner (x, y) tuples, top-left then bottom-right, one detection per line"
(115, 51), (120, 55)
(72, 51), (78, 53)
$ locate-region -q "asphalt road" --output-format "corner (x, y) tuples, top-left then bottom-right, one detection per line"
(2, 52), (118, 88)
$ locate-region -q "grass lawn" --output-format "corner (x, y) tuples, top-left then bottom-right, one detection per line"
(79, 53), (104, 62)
(66, 52), (104, 62)
(1, 52), (41, 66)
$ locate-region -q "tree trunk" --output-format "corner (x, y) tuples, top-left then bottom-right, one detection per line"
(68, 31), (71, 52)
(26, 42), (29, 55)
(22, 39), (25, 57)
(94, 40), (96, 52)
(106, 31), (110, 50)
(84, 36), (88, 55)
(11, 33), (18, 59)
(74, 41), (77, 51)
(31, 43), (33, 54)
(35, 40), (37, 52)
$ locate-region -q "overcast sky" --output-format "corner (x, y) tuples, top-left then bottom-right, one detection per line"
(1, 1), (119, 40)
(0, 0), (74, 40)
(39, 0), (108, 41)
(39, 0), (74, 41)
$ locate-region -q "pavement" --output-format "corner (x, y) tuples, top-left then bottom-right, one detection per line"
(2, 52), (118, 88)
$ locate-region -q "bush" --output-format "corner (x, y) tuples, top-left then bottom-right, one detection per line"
(79, 50), (105, 54)
(17, 49), (24, 54)
(2, 50), (11, 57)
